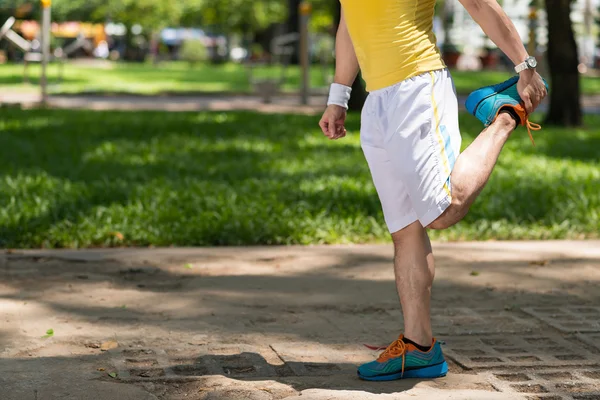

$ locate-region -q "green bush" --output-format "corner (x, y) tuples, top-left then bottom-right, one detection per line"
(179, 39), (209, 67)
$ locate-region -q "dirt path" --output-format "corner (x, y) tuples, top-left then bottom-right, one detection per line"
(0, 92), (326, 114)
(3, 92), (600, 115)
(1, 241), (600, 399)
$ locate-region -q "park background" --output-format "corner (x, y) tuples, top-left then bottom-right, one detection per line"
(2, 2), (600, 400)
(0, 0), (598, 248)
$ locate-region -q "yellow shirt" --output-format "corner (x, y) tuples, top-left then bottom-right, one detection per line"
(340, 0), (445, 91)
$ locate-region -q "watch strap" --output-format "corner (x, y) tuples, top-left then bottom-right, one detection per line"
(514, 61), (528, 73)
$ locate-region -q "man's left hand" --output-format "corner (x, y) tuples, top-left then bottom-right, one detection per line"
(517, 69), (547, 114)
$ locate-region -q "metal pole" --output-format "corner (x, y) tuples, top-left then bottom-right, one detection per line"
(41, 0), (51, 105)
(584, 0), (592, 65)
(527, 4), (537, 58)
(299, 2), (311, 105)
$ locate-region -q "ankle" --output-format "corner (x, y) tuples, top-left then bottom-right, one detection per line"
(495, 110), (518, 130)
(403, 331), (432, 348)
(404, 336), (432, 352)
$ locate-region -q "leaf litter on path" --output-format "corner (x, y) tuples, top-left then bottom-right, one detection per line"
(42, 328), (54, 339)
(529, 260), (550, 266)
(100, 340), (119, 351)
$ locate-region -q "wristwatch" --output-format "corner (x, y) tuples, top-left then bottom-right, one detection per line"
(515, 56), (537, 73)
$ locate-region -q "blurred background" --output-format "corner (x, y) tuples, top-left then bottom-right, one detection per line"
(0, 0), (595, 113)
(0, 0), (597, 248)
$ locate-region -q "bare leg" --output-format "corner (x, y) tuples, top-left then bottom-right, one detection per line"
(392, 221), (435, 346)
(390, 114), (516, 347)
(429, 112), (517, 229)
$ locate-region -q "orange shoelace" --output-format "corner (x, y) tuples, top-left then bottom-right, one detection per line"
(376, 337), (408, 377)
(525, 119), (542, 147)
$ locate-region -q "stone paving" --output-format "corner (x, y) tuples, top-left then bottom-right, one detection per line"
(1, 242), (600, 399)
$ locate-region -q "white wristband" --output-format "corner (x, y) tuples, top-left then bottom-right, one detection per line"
(327, 83), (352, 109)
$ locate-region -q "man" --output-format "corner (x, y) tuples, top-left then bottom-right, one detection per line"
(319, 0), (548, 381)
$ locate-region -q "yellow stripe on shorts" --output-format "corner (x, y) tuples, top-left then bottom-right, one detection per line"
(429, 72), (452, 198)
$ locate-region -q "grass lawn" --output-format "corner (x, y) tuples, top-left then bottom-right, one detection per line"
(0, 108), (598, 248)
(450, 70), (600, 95)
(0, 61), (332, 95)
(1, 61), (600, 96)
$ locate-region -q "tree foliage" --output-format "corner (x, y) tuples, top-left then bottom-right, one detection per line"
(100, 0), (183, 31)
(51, 0), (106, 22)
(197, 0), (286, 34)
(1, 0), (288, 34)
(0, 0), (38, 22)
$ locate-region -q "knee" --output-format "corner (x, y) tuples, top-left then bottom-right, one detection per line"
(428, 216), (454, 230)
(428, 219), (444, 230)
(391, 221), (425, 247)
(428, 196), (468, 230)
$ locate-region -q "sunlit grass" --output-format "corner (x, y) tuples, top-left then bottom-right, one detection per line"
(1, 62), (599, 95)
(0, 61), (332, 95)
(0, 108), (597, 248)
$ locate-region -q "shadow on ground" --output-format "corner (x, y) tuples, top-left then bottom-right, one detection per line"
(1, 244), (600, 398)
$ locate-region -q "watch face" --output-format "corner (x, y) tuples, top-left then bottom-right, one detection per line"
(526, 57), (537, 68)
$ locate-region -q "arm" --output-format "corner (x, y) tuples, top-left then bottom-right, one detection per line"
(459, 0), (547, 112)
(319, 9), (359, 139)
(459, 0), (527, 65)
(333, 10), (360, 86)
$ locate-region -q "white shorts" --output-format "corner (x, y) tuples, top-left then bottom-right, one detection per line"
(360, 69), (462, 233)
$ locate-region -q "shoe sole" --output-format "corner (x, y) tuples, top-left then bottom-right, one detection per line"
(465, 76), (519, 116)
(358, 361), (449, 381)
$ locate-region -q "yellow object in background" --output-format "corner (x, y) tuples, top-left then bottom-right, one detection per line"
(300, 2), (313, 15)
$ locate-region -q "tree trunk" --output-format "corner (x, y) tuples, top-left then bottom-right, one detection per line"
(544, 0), (582, 126)
(333, 0), (367, 111)
(287, 0), (301, 64)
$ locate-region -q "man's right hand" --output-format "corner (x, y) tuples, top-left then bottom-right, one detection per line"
(517, 69), (547, 114)
(319, 105), (348, 140)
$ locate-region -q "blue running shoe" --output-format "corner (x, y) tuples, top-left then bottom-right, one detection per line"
(465, 76), (549, 146)
(358, 335), (448, 381)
